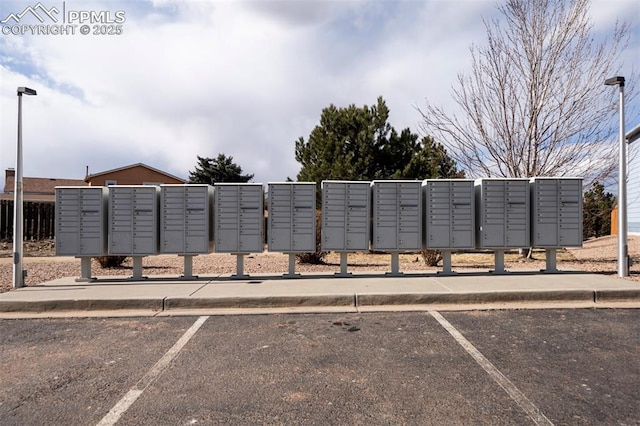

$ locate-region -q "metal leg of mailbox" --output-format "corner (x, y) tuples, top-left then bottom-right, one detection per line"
(75, 257), (94, 282)
(438, 251), (456, 276)
(491, 250), (507, 274)
(232, 254), (250, 280)
(335, 252), (353, 277)
(542, 249), (558, 273)
(180, 255), (197, 280)
(283, 253), (301, 278)
(386, 252), (403, 276)
(130, 257), (146, 280)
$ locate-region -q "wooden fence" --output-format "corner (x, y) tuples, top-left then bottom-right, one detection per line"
(0, 200), (55, 240)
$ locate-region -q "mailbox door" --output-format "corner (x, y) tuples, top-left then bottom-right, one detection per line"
(56, 188), (80, 256)
(322, 183), (347, 251)
(161, 186), (186, 253)
(481, 181), (506, 247)
(558, 179), (582, 247)
(505, 180), (529, 247)
(292, 185), (315, 252)
(533, 179), (559, 247)
(109, 187), (133, 254)
(268, 184), (292, 251)
(238, 185), (263, 252)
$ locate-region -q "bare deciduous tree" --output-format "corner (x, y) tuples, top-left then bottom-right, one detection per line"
(419, 0), (636, 186)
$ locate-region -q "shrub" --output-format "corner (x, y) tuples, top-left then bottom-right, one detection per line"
(296, 210), (328, 264)
(96, 256), (128, 268)
(421, 249), (442, 267)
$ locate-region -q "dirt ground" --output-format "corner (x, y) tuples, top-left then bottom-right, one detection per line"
(1, 235), (640, 293)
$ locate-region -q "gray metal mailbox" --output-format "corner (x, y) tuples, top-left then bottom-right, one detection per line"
(214, 183), (264, 253)
(475, 178), (530, 249)
(55, 186), (108, 256)
(530, 178), (583, 247)
(371, 180), (422, 251)
(268, 182), (316, 252)
(108, 186), (159, 255)
(160, 184), (214, 254)
(321, 180), (370, 251)
(423, 179), (475, 249)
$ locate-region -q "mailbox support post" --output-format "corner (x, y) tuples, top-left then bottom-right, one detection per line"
(492, 250), (507, 274)
(438, 250), (456, 275)
(180, 255), (196, 280)
(76, 257), (94, 282)
(386, 252), (403, 276)
(231, 253), (250, 279)
(283, 253), (301, 278)
(543, 249), (558, 273)
(130, 257), (145, 280)
(335, 252), (352, 277)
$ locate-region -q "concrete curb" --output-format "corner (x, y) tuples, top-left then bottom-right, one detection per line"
(0, 298), (164, 313)
(356, 290), (596, 306)
(595, 289), (640, 302)
(165, 295), (355, 310)
(2, 289), (640, 315)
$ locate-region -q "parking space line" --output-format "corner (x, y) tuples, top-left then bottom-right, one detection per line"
(96, 316), (210, 426)
(429, 311), (553, 426)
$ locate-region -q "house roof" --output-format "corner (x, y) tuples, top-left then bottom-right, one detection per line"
(84, 162), (186, 183)
(3, 176), (87, 195)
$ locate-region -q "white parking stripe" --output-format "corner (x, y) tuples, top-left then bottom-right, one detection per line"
(429, 311), (553, 426)
(97, 316), (209, 426)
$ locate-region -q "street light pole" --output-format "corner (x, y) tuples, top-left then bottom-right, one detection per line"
(605, 76), (627, 277)
(13, 86), (37, 288)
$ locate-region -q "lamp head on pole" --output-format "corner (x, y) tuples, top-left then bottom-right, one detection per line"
(17, 87), (37, 96)
(604, 76), (625, 87)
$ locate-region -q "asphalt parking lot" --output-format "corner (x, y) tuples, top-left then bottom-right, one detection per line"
(1, 309), (638, 425)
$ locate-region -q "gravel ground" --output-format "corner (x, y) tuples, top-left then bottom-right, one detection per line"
(1, 235), (639, 293)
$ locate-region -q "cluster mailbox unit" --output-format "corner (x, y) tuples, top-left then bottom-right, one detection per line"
(160, 184), (214, 278)
(55, 186), (108, 280)
(475, 179), (530, 273)
(108, 186), (160, 279)
(321, 181), (371, 276)
(423, 179), (475, 274)
(53, 177), (584, 280)
(268, 182), (316, 277)
(371, 180), (422, 275)
(213, 183), (264, 278)
(530, 177), (583, 272)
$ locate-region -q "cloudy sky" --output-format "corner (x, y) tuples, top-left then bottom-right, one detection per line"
(0, 0), (638, 190)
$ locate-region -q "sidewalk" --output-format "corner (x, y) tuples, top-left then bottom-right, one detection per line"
(1, 270), (639, 318)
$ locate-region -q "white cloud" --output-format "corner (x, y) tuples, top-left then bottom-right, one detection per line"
(0, 0), (638, 190)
